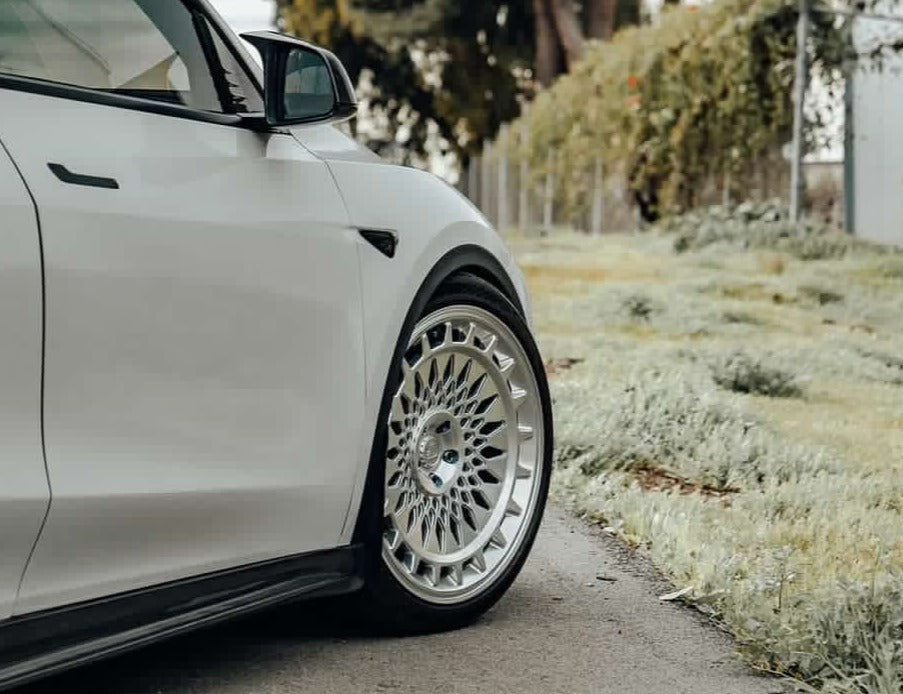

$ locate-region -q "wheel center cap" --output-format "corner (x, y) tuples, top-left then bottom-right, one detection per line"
(413, 411), (463, 496)
(417, 434), (441, 471)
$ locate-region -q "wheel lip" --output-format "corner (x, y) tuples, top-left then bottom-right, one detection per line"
(380, 303), (547, 606)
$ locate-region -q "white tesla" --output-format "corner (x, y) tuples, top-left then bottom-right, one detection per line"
(0, 0), (553, 688)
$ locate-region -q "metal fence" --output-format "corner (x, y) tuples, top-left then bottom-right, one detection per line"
(458, 132), (845, 235)
(458, 126), (631, 236)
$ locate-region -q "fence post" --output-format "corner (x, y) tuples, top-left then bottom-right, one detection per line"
(467, 156), (479, 206)
(519, 122), (530, 234)
(590, 157), (604, 236)
(842, 14), (856, 235)
(481, 140), (492, 222)
(497, 125), (510, 234)
(789, 0), (810, 222)
(543, 151), (555, 237)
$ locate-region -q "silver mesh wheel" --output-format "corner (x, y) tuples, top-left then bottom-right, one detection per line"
(381, 305), (544, 604)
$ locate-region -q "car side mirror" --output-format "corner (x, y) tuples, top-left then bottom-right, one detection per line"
(241, 31), (357, 127)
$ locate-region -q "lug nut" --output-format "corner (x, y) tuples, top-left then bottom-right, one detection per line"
(436, 420), (452, 435)
(442, 450), (459, 464)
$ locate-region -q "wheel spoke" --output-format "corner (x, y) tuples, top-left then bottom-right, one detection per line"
(463, 322), (476, 346)
(441, 321), (454, 347)
(449, 563), (464, 586)
(425, 563), (441, 587)
(505, 498), (523, 518)
(483, 427), (509, 453)
(481, 334), (498, 355)
(394, 493), (418, 536)
(385, 484), (405, 515)
(403, 551), (420, 575)
(385, 528), (402, 552)
(496, 352), (515, 376)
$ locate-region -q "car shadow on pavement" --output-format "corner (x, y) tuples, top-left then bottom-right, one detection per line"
(13, 596), (455, 694)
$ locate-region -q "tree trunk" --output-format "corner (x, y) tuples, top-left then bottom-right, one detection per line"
(548, 0), (585, 67)
(336, 0), (352, 24)
(533, 0), (562, 87)
(586, 0), (617, 40)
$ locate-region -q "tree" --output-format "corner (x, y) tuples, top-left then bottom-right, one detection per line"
(535, 0), (640, 85)
(586, 0), (618, 40)
(547, 0), (586, 66)
(278, 0), (532, 162)
(514, 0), (854, 222)
(276, 0), (641, 165)
(534, 0), (562, 86)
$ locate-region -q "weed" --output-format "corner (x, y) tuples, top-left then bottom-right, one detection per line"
(664, 203), (881, 261)
(622, 293), (659, 321)
(723, 311), (764, 326)
(712, 352), (803, 398)
(799, 285), (844, 306)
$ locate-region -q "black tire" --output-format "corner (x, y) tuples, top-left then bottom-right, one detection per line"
(350, 273), (554, 635)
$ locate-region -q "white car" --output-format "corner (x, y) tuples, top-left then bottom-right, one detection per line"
(0, 0), (552, 688)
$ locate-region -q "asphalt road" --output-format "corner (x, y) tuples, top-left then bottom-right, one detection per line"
(22, 510), (783, 694)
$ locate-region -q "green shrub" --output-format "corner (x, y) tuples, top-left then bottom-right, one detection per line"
(799, 285), (844, 306)
(875, 258), (903, 279)
(560, 369), (829, 491)
(712, 351), (803, 398)
(854, 349), (903, 387)
(723, 310), (765, 325)
(622, 293), (659, 321)
(664, 202), (867, 260)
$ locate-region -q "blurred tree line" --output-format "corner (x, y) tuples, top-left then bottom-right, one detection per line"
(507, 0), (849, 221)
(276, 0), (641, 164)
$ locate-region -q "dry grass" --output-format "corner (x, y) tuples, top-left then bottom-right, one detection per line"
(509, 227), (903, 693)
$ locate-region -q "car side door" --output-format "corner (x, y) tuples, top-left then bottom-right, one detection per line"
(0, 0), (366, 615)
(0, 140), (50, 622)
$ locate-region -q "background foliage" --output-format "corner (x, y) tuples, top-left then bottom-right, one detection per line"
(276, 0), (644, 166)
(508, 0), (845, 220)
(277, 0), (532, 164)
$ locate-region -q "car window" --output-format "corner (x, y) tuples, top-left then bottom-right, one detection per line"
(0, 0), (224, 112)
(200, 17), (264, 114)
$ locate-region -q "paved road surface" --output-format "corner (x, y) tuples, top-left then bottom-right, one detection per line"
(22, 510), (783, 694)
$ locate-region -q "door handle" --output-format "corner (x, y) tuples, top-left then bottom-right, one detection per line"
(48, 163), (119, 190)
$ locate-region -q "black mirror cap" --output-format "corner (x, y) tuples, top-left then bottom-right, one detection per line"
(241, 31), (358, 127)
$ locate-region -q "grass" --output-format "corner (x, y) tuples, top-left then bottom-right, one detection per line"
(509, 224), (903, 693)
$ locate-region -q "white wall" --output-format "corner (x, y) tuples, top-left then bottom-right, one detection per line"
(206, 0), (274, 35)
(852, 9), (903, 245)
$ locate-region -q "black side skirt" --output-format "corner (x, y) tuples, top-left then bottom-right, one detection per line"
(0, 545), (363, 691)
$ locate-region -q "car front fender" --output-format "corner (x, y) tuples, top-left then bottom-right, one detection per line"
(291, 128), (531, 541)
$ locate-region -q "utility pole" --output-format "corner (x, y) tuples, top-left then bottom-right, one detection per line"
(789, 0), (810, 223)
(842, 14), (856, 235)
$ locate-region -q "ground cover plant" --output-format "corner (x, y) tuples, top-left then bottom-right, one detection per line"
(509, 210), (903, 693)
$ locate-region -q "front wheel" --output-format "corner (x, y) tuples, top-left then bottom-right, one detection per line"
(356, 274), (553, 634)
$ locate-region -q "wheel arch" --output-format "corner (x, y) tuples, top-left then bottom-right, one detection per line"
(423, 244), (525, 318)
(349, 244), (524, 550)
